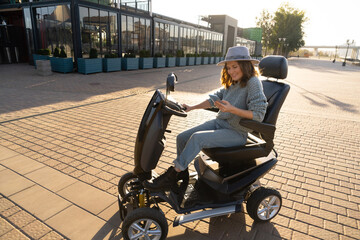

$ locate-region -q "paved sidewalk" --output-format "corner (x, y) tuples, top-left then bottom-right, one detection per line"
(0, 59), (360, 239)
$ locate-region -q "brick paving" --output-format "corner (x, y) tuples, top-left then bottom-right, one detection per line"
(0, 59), (359, 239)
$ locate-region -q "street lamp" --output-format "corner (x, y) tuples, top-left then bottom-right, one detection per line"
(278, 38), (286, 56)
(333, 45), (337, 63)
(342, 39), (354, 66)
(284, 43), (289, 58)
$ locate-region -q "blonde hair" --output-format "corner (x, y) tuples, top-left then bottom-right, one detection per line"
(221, 61), (259, 88)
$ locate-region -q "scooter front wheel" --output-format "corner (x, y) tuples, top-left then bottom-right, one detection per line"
(122, 207), (168, 240)
(246, 187), (282, 222)
(118, 172), (139, 199)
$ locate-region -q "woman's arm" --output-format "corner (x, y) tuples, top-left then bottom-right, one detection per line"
(215, 100), (253, 119)
(182, 100), (211, 112)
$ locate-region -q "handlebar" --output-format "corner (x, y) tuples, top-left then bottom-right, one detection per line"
(163, 100), (187, 117)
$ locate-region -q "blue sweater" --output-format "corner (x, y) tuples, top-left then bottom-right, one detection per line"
(208, 76), (268, 134)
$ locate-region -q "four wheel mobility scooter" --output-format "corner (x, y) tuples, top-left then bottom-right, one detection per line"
(118, 55), (290, 240)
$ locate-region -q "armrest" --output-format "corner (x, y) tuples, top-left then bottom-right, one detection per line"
(239, 119), (275, 140)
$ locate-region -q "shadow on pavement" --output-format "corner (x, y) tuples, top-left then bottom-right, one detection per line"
(0, 63), (220, 122)
(91, 211), (122, 240)
(286, 79), (359, 114)
(288, 57), (360, 73)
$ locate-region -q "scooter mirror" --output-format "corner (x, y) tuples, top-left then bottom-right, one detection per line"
(166, 72), (178, 99)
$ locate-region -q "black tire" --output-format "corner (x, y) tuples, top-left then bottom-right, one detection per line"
(118, 172), (139, 199)
(246, 187), (282, 222)
(122, 207), (168, 240)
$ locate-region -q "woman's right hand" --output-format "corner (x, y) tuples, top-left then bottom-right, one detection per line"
(181, 103), (193, 112)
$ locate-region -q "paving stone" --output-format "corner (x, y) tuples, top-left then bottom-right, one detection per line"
(0, 216), (13, 236)
(1, 155), (44, 175)
(25, 166), (77, 193)
(22, 221), (52, 239)
(57, 181), (116, 215)
(0, 228), (30, 240)
(0, 169), (35, 197)
(0, 146), (20, 161)
(9, 185), (71, 221)
(45, 205), (113, 240)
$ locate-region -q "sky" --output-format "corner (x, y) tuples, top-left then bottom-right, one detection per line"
(151, 0), (360, 47)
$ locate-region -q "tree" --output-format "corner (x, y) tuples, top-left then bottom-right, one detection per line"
(272, 3), (307, 57)
(257, 3), (307, 57)
(256, 10), (274, 56)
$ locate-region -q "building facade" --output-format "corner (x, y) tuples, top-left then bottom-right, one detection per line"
(1, 0), (260, 65)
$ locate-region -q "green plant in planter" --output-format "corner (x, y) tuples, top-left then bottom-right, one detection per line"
(78, 48), (102, 74)
(89, 48), (98, 58)
(59, 48), (67, 58)
(153, 53), (165, 68)
(195, 52), (202, 65)
(166, 53), (176, 67)
(176, 50), (186, 66)
(154, 53), (163, 58)
(37, 48), (51, 56)
(103, 52), (121, 72)
(50, 46), (73, 73)
(186, 53), (195, 66)
(201, 51), (210, 64)
(176, 50), (184, 57)
(139, 49), (153, 69)
(122, 50), (139, 70)
(124, 50), (136, 58)
(139, 50), (151, 58)
(53, 47), (60, 57)
(104, 52), (118, 58)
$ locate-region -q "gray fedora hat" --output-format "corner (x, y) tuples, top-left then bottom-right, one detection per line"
(217, 46), (259, 66)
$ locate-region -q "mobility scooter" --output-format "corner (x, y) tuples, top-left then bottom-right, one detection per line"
(118, 55), (290, 240)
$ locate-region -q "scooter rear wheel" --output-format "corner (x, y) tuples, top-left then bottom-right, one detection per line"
(246, 187), (282, 222)
(122, 207), (168, 240)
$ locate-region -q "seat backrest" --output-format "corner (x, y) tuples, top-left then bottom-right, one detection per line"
(259, 56), (290, 126)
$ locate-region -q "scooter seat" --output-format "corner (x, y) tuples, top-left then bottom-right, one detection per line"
(194, 152), (277, 194)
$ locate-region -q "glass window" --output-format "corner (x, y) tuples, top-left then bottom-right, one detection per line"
(133, 17), (140, 52)
(154, 22), (160, 54)
(146, 19), (151, 51)
(127, 16), (134, 51)
(35, 4), (73, 58)
(109, 12), (118, 53)
(99, 10), (108, 57)
(23, 7), (35, 56)
(79, 6), (90, 57)
(89, 8), (100, 55)
(121, 14), (127, 54)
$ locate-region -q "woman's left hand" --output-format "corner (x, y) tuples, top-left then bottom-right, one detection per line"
(215, 100), (234, 113)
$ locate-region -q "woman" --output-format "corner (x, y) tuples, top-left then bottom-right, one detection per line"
(145, 46), (268, 191)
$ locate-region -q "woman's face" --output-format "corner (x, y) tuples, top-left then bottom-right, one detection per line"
(226, 61), (243, 82)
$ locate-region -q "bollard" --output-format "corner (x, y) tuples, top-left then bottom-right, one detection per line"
(36, 60), (52, 76)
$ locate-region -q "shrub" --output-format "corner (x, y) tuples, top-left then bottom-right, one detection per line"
(176, 50), (184, 57)
(89, 48), (98, 59)
(200, 52), (210, 57)
(124, 50), (136, 58)
(105, 52), (118, 58)
(37, 48), (50, 56)
(59, 48), (67, 58)
(53, 47), (60, 57)
(154, 53), (163, 57)
(139, 50), (151, 58)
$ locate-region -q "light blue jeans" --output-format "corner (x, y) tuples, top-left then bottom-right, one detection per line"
(173, 119), (248, 171)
